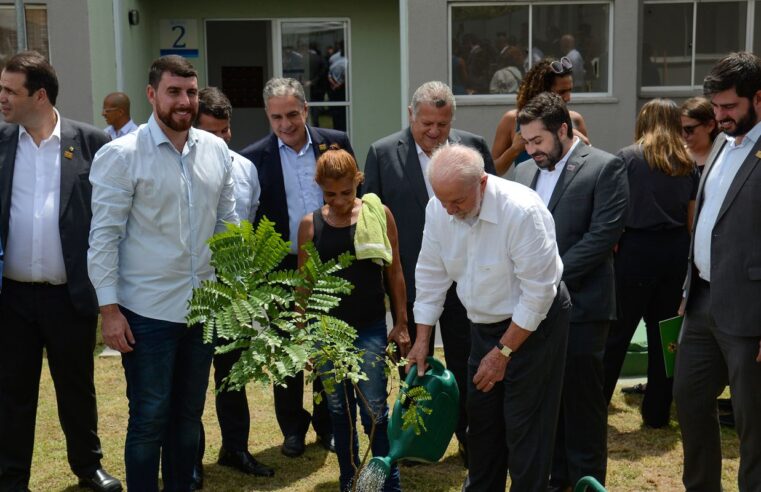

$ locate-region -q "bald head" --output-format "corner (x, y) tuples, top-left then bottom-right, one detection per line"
(428, 144), (487, 220)
(102, 92), (131, 130)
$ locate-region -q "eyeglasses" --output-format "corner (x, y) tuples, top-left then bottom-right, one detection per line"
(681, 123), (702, 136)
(550, 57), (573, 75)
(102, 108), (121, 113)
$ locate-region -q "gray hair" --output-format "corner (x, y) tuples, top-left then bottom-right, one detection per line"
(428, 144), (484, 188)
(263, 77), (306, 110)
(410, 81), (456, 120)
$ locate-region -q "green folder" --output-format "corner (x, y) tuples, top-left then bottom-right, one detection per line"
(659, 315), (683, 378)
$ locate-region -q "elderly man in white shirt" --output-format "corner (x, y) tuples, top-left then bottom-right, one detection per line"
(406, 143), (571, 491)
(87, 56), (237, 492)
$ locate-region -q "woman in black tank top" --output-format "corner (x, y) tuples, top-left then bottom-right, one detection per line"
(296, 147), (409, 492)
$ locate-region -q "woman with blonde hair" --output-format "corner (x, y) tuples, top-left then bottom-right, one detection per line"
(491, 57), (590, 175)
(602, 99), (699, 428)
(297, 146), (409, 491)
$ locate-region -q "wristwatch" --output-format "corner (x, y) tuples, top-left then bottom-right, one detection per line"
(496, 341), (513, 358)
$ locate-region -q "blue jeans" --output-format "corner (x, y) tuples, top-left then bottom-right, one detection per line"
(120, 307), (213, 492)
(320, 318), (401, 492)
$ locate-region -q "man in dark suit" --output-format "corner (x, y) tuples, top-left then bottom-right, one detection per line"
(0, 51), (121, 492)
(673, 51), (761, 491)
(514, 92), (627, 489)
(362, 80), (496, 464)
(240, 77), (351, 458)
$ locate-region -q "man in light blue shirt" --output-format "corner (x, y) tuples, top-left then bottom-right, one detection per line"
(674, 51), (761, 491)
(87, 56), (237, 492)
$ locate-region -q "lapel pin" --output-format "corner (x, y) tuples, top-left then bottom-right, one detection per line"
(318, 143), (327, 152)
(755, 150), (761, 159)
(63, 146), (74, 160)
(566, 164), (576, 171)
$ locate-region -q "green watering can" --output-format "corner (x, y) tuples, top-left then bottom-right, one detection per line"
(359, 356), (459, 488)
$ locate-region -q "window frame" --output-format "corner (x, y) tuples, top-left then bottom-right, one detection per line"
(0, 4), (51, 64)
(640, 0), (754, 95)
(202, 16), (352, 137)
(448, 0), (615, 105)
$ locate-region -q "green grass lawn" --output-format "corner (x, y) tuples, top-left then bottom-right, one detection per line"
(29, 350), (740, 491)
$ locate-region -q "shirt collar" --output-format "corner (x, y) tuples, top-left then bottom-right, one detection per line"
(278, 126), (312, 155)
(539, 136), (580, 174)
(147, 113), (197, 150)
(727, 120), (761, 149)
(18, 107), (62, 144)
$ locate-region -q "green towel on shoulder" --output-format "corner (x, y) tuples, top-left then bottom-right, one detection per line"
(355, 193), (392, 266)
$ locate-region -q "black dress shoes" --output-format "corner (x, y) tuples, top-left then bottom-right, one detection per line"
(281, 434), (306, 457)
(218, 448), (275, 477)
(190, 461), (204, 490)
(316, 432), (336, 453)
(78, 468), (123, 492)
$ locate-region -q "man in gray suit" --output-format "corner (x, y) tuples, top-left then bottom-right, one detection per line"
(514, 92), (627, 489)
(362, 81), (496, 464)
(673, 51), (761, 492)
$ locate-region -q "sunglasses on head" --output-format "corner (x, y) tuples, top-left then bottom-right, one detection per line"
(550, 56), (573, 75)
(681, 123), (702, 135)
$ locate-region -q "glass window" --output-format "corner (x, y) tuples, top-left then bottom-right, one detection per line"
(281, 21), (348, 131)
(0, 6), (49, 70)
(641, 1), (746, 88)
(531, 3), (610, 93)
(694, 2), (746, 84)
(451, 5), (529, 95)
(451, 3), (610, 96)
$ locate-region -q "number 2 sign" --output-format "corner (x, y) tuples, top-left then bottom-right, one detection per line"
(159, 19), (199, 58)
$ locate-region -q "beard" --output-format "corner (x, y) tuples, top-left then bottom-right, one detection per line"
(454, 184), (484, 221)
(531, 135), (564, 171)
(721, 104), (757, 137)
(156, 102), (197, 132)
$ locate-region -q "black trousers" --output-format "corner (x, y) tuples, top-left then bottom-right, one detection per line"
(273, 254), (331, 439)
(603, 228), (689, 427)
(465, 282), (570, 491)
(551, 320), (610, 487)
(399, 285), (470, 446)
(0, 279), (102, 490)
(674, 278), (761, 491)
(198, 348), (251, 462)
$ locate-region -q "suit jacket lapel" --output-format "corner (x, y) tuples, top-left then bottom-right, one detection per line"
(0, 124), (19, 249)
(308, 125), (327, 159)
(546, 143), (589, 213)
(399, 128), (429, 211)
(715, 138), (761, 224)
(58, 119), (83, 220)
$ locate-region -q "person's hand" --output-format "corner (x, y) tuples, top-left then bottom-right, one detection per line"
(678, 297), (687, 317)
(573, 128), (591, 145)
(473, 348), (509, 392)
(756, 340), (761, 363)
(388, 322), (411, 358)
(101, 308), (135, 353)
(405, 339), (430, 377)
(509, 131), (526, 154)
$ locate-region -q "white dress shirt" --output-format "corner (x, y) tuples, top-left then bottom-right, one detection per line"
(534, 137), (580, 205)
(4, 109), (67, 284)
(88, 115), (238, 323)
(229, 150), (260, 223)
(415, 143), (434, 198)
(694, 122), (761, 281)
(414, 176), (563, 331)
(104, 119), (138, 140)
(279, 129), (322, 254)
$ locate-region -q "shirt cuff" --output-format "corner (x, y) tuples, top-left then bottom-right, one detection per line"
(511, 304), (543, 332)
(95, 285), (119, 307)
(412, 301), (445, 327)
